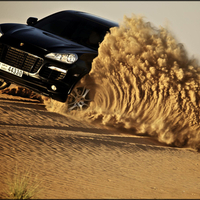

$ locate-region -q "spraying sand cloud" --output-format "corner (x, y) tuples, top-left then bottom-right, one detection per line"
(0, 85), (43, 102)
(62, 14), (200, 151)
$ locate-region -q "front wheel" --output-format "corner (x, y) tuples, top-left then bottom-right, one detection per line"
(66, 87), (91, 111)
(0, 78), (11, 90)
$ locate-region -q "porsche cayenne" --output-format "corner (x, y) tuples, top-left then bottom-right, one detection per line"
(0, 10), (118, 110)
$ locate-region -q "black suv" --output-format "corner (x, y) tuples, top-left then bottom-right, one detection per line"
(0, 10), (118, 109)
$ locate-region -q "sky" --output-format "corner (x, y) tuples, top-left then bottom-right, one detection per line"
(0, 1), (199, 60)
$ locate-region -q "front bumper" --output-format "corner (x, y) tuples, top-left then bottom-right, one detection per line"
(0, 68), (75, 102)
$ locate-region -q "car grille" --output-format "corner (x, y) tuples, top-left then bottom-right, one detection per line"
(39, 67), (66, 80)
(0, 44), (43, 73)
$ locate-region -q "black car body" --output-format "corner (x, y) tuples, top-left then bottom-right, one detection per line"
(0, 10), (118, 102)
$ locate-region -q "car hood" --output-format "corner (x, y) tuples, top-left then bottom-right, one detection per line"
(1, 23), (97, 54)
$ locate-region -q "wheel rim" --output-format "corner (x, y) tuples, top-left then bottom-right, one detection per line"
(67, 87), (91, 111)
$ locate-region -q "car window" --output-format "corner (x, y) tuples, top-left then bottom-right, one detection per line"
(68, 20), (108, 50)
(35, 14), (79, 38)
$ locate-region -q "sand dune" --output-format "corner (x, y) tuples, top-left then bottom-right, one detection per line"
(0, 92), (200, 199)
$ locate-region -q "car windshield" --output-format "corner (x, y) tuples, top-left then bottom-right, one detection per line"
(34, 11), (117, 51)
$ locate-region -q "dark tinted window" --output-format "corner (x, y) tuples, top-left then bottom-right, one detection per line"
(34, 11), (113, 50)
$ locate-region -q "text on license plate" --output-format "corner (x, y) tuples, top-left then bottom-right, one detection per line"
(0, 62), (23, 77)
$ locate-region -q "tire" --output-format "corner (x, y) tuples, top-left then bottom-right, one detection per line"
(66, 86), (91, 111)
(0, 78), (11, 90)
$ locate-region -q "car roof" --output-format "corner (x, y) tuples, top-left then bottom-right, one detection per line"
(55, 10), (119, 28)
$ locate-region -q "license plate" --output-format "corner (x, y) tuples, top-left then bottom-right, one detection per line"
(0, 62), (23, 77)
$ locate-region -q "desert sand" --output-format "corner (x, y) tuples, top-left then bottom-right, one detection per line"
(1, 15), (200, 199)
(0, 90), (200, 199)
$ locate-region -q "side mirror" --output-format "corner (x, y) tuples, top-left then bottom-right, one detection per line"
(27, 17), (38, 26)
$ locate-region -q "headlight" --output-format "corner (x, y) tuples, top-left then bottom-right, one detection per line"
(45, 53), (78, 64)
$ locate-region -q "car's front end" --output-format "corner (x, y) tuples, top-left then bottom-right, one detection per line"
(0, 10), (118, 103)
(0, 22), (97, 102)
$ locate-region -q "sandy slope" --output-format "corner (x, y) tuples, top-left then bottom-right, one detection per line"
(0, 92), (200, 199)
